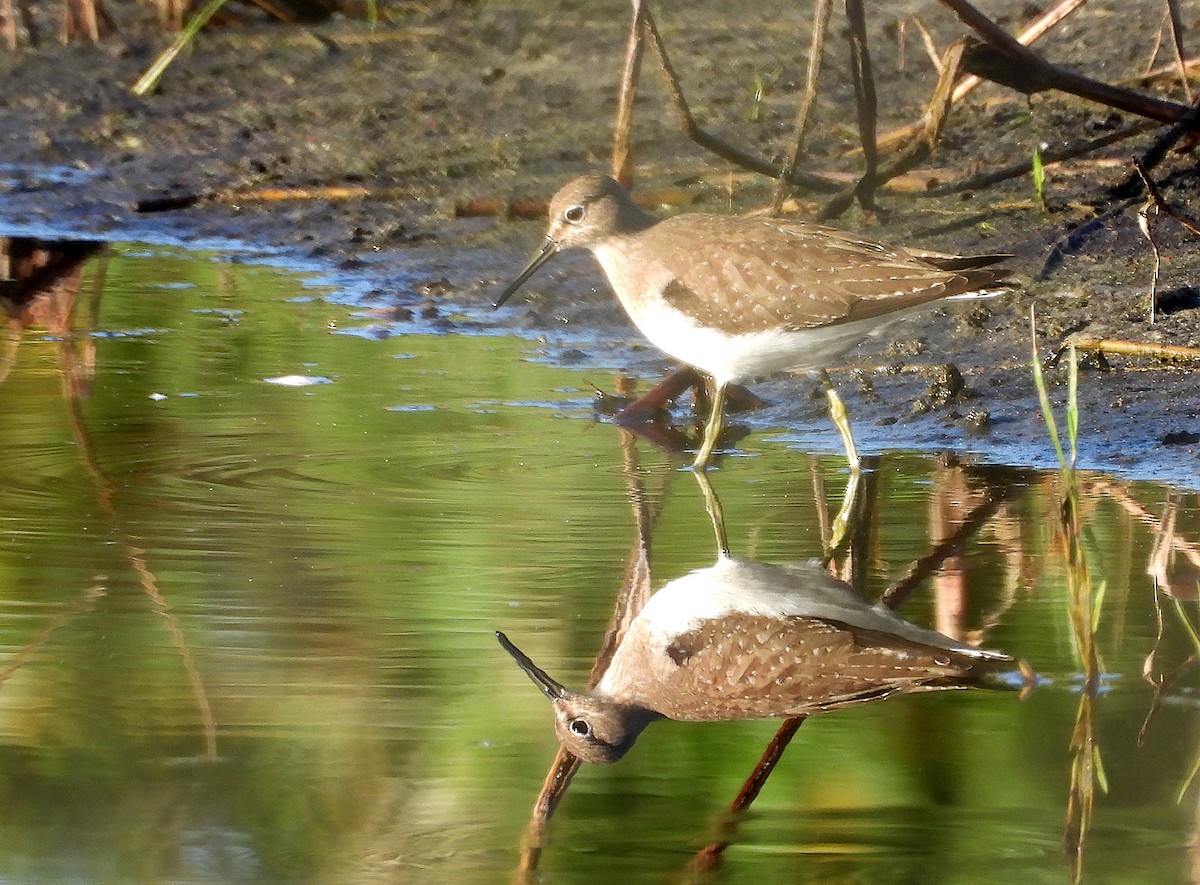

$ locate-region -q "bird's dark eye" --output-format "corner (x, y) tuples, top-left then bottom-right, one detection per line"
(564, 204), (585, 223)
(568, 718), (592, 737)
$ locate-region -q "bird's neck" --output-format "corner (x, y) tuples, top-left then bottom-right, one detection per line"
(614, 198), (658, 237)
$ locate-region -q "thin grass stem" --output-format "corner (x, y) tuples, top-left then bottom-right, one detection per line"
(132, 0), (229, 97)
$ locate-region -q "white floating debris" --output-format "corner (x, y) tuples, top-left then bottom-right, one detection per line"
(148, 392), (168, 401)
(263, 375), (332, 387)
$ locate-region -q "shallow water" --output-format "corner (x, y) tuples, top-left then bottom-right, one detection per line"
(1, 242), (1199, 884)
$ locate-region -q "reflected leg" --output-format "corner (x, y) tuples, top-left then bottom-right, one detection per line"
(820, 370), (861, 555)
(692, 469), (730, 557)
(826, 465), (861, 559)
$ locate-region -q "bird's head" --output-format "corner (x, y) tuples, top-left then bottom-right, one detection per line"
(493, 174), (652, 309)
(496, 630), (657, 764)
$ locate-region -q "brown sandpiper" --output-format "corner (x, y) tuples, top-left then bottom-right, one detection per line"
(497, 556), (1013, 764)
(494, 175), (1012, 469)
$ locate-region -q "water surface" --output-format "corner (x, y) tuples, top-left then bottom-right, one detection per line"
(0, 242), (1197, 884)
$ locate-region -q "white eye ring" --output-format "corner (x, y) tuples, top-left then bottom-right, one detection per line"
(564, 204), (585, 223)
(568, 718), (592, 737)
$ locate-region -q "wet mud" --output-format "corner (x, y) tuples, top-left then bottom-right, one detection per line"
(1, 0), (1198, 485)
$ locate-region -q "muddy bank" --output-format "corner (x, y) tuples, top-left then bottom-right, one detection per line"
(0, 0), (1198, 485)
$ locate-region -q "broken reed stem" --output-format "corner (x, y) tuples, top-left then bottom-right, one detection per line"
(1133, 156), (1200, 236)
(1047, 337), (1200, 366)
(1136, 199), (1162, 325)
(844, 0), (879, 210)
(1132, 156), (1200, 323)
(639, 4), (840, 193)
(910, 15), (944, 73)
(611, 0), (647, 188)
(771, 0), (833, 213)
(819, 38), (965, 220)
(875, 0), (1089, 154)
(1165, 0), (1193, 101)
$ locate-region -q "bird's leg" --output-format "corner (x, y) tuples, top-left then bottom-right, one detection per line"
(693, 378), (727, 470)
(611, 366), (704, 423)
(820, 370), (860, 471)
(820, 370), (861, 555)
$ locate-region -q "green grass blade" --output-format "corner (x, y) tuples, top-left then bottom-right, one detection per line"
(1032, 145), (1047, 211)
(1169, 594), (1200, 653)
(1178, 748), (1200, 803)
(1029, 308), (1067, 470)
(132, 0), (230, 97)
(1090, 580), (1107, 633)
(1067, 342), (1079, 469)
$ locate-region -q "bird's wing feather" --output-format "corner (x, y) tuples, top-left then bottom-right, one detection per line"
(644, 215), (1009, 335)
(650, 615), (994, 721)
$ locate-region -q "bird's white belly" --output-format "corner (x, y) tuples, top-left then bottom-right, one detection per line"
(633, 304), (804, 385)
(625, 297), (912, 387)
(623, 556), (1004, 662)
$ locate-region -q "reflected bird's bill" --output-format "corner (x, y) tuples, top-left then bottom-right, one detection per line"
(496, 630), (567, 701)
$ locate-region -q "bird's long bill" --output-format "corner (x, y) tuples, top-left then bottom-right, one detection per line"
(495, 630), (567, 701)
(493, 237), (559, 309)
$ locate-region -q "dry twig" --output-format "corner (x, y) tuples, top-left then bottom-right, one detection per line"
(1045, 337), (1200, 367)
(875, 0), (1089, 154)
(845, 0), (879, 210)
(944, 0), (1196, 126)
(1165, 0), (1193, 101)
(819, 38), (966, 219)
(610, 0), (647, 188)
(771, 0), (833, 213)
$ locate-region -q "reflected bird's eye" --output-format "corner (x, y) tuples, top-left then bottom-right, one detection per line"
(568, 718), (592, 738)
(564, 205), (585, 223)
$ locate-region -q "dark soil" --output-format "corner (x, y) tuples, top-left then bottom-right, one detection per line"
(2, 0), (1199, 486)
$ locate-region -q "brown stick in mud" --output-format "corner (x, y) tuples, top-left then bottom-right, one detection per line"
(640, 4), (840, 194)
(819, 38), (967, 220)
(771, 0), (833, 213)
(1165, 0), (1193, 102)
(135, 184), (416, 213)
(1133, 157), (1200, 238)
(1, 0), (22, 48)
(844, 0), (879, 211)
(941, 0), (1197, 127)
(611, 0), (648, 189)
(61, 0), (114, 43)
(874, 0), (1089, 155)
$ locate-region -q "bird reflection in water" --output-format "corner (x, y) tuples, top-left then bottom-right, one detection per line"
(498, 554), (1014, 764)
(0, 236), (105, 396)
